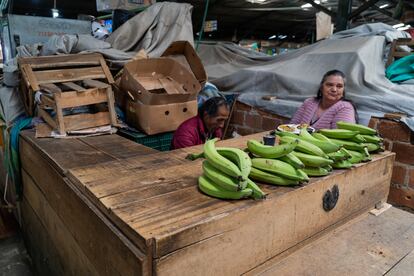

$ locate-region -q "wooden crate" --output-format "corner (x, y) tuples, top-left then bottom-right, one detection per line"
(386, 38), (414, 67)
(19, 53), (117, 134)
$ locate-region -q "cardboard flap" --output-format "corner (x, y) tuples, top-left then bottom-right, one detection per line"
(158, 77), (187, 94)
(121, 58), (200, 105)
(162, 41), (207, 87)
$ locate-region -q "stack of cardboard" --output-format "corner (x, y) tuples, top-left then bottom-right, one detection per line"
(120, 41), (206, 135)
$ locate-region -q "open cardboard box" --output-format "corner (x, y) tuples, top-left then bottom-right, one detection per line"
(120, 57), (201, 135)
(161, 41), (207, 88)
(126, 99), (197, 135)
(121, 58), (200, 105)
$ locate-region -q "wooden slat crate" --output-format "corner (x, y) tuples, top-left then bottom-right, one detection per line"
(18, 53), (117, 134)
(386, 38), (414, 67)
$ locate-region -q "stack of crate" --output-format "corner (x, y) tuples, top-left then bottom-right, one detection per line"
(19, 53), (117, 135)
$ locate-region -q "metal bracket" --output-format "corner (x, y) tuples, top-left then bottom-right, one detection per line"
(323, 184), (339, 212)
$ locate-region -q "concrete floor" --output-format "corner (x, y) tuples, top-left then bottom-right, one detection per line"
(0, 207), (32, 276)
(0, 235), (32, 276)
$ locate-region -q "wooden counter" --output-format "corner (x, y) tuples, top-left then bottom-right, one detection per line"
(19, 130), (396, 275)
(19, 130), (158, 275)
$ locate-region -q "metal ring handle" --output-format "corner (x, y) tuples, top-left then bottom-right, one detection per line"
(323, 184), (339, 212)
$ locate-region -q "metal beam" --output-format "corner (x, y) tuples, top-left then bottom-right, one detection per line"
(354, 0), (396, 21)
(301, 0), (337, 18)
(237, 7), (311, 11)
(336, 0), (353, 31)
(371, 4), (394, 18)
(349, 0), (380, 19)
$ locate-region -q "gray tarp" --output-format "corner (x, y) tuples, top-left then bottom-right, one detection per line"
(198, 24), (414, 128)
(0, 2), (193, 125)
(106, 2), (194, 57)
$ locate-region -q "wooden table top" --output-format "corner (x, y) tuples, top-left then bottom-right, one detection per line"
(34, 130), (392, 260)
(20, 129), (158, 175)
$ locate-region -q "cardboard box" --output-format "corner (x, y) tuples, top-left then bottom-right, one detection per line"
(161, 41), (207, 88)
(96, 0), (155, 12)
(121, 58), (201, 105)
(126, 100), (197, 135)
(120, 56), (202, 135)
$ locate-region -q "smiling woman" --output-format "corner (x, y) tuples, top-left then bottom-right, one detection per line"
(290, 70), (356, 130)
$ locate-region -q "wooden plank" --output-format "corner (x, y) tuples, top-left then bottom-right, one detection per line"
(99, 57), (115, 84)
(38, 108), (57, 129)
(60, 81), (87, 92)
(21, 199), (67, 276)
(19, 65), (31, 88)
(66, 132), (266, 189)
(18, 53), (102, 68)
(248, 207), (414, 276)
(82, 79), (109, 89)
(70, 161), (200, 205)
(58, 88), (108, 109)
(64, 111), (111, 131)
(20, 64), (40, 91)
(39, 83), (62, 93)
(20, 130), (114, 174)
(22, 171), (100, 276)
(105, 86), (118, 126)
(67, 152), (189, 195)
(33, 67), (106, 84)
(40, 94), (55, 107)
(54, 93), (66, 134)
(78, 134), (157, 159)
(19, 139), (150, 275)
(393, 52), (413, 58)
(19, 130), (156, 174)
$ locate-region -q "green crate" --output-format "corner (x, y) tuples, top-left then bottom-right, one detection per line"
(118, 129), (174, 151)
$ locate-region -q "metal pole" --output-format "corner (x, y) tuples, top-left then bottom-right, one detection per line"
(335, 0), (352, 31)
(196, 0), (210, 51)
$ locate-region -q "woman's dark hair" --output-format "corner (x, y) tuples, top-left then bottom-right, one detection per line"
(198, 96), (228, 118)
(316, 69), (359, 123)
(316, 69), (346, 99)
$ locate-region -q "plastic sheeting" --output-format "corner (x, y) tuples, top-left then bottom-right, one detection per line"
(0, 2), (195, 125)
(0, 86), (25, 124)
(198, 24), (414, 129)
(22, 34), (134, 68)
(106, 2), (195, 57)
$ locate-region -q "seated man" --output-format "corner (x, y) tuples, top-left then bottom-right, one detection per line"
(171, 97), (229, 149)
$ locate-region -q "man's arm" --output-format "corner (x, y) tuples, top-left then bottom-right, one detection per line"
(171, 130), (199, 149)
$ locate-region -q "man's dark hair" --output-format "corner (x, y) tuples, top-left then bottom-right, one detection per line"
(198, 97), (228, 117)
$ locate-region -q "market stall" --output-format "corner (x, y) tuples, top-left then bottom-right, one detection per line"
(0, 2), (412, 275)
(19, 129), (403, 275)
